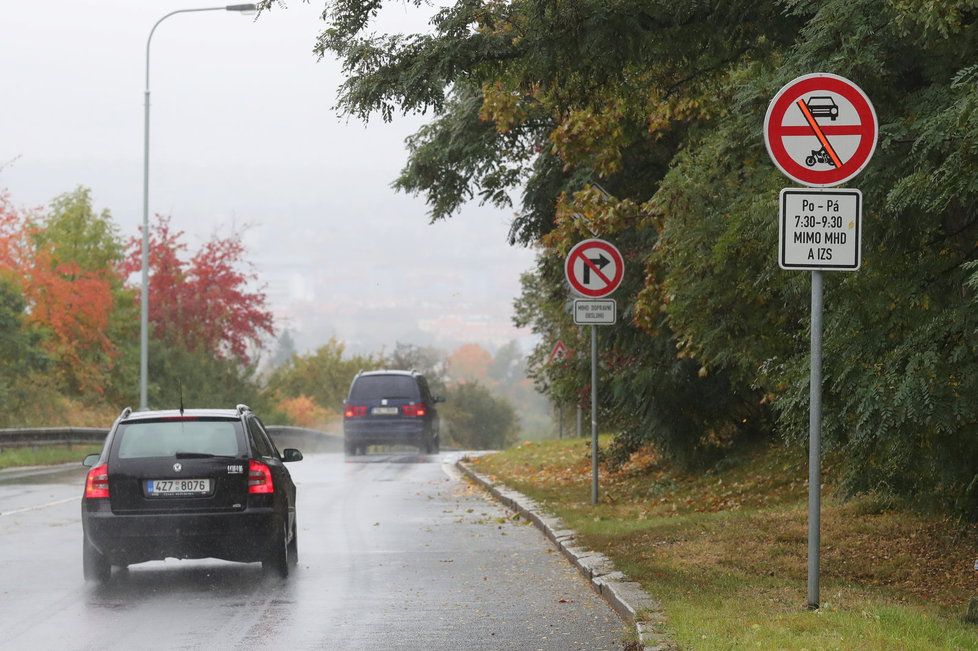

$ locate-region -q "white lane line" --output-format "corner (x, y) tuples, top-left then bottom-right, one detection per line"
(0, 495), (79, 517)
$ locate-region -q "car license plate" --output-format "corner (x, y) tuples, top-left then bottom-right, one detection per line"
(146, 478), (211, 496)
(371, 406), (398, 415)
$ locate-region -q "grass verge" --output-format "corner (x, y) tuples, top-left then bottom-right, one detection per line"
(473, 438), (978, 650)
(0, 444), (97, 470)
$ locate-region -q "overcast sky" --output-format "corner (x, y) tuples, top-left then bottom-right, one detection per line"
(0, 1), (538, 357)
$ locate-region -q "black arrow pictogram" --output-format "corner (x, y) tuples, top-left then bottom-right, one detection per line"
(583, 253), (610, 285)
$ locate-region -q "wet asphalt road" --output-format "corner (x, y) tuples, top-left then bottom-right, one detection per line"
(0, 451), (625, 650)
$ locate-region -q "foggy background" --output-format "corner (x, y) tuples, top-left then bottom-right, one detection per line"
(0, 1), (537, 356)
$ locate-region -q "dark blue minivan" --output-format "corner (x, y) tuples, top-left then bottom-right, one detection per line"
(342, 370), (442, 455)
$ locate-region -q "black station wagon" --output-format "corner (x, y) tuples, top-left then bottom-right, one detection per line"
(81, 405), (302, 583)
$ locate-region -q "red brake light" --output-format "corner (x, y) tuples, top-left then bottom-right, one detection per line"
(84, 464), (109, 499)
(248, 459), (274, 494)
(401, 403), (426, 417)
(344, 405), (367, 418)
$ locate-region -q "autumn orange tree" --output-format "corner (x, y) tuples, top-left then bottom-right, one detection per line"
(445, 343), (493, 384)
(0, 189), (124, 396)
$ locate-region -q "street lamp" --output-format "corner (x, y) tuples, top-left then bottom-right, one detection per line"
(140, 4), (256, 410)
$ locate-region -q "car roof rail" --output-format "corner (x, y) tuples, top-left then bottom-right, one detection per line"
(119, 406), (132, 420)
(236, 403), (252, 414)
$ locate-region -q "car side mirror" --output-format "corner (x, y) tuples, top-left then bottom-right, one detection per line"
(82, 453), (100, 467)
(434, 396), (445, 403)
(282, 448), (303, 463)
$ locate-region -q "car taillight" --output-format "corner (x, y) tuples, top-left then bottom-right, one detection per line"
(248, 459), (274, 494)
(344, 405), (367, 418)
(401, 403), (426, 417)
(84, 464), (110, 499)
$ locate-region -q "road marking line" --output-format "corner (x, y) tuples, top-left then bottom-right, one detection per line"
(796, 99), (843, 168)
(0, 495), (79, 517)
(574, 250), (613, 286)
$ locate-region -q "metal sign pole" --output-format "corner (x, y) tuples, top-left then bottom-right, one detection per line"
(576, 404), (582, 438)
(558, 404), (564, 440)
(808, 270), (823, 609)
(591, 324), (599, 505)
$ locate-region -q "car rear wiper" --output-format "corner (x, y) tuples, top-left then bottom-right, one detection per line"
(173, 451), (228, 459)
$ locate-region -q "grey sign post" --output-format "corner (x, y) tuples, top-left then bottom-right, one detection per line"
(808, 270), (823, 607)
(766, 72), (877, 609)
(777, 187), (862, 608)
(590, 325), (598, 503)
(565, 238), (623, 506)
(574, 300), (617, 505)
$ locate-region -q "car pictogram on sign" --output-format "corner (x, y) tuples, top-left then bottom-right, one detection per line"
(764, 73), (878, 187)
(805, 96), (839, 121)
(564, 239), (624, 298)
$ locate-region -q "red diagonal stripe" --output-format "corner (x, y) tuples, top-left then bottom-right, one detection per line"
(796, 99), (843, 168)
(575, 250), (613, 287)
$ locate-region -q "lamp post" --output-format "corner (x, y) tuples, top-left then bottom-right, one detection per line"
(140, 4), (256, 410)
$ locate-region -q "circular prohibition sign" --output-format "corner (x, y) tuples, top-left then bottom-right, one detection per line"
(564, 238), (624, 298)
(764, 73), (878, 188)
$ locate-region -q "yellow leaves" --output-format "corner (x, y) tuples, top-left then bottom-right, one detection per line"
(541, 184), (653, 254)
(549, 105), (626, 177)
(646, 87), (712, 137)
(479, 81), (530, 133)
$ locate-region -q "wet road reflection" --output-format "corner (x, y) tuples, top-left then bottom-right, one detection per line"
(0, 452), (625, 650)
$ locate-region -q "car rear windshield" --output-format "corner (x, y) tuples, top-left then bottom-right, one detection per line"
(349, 375), (420, 402)
(114, 419), (243, 459)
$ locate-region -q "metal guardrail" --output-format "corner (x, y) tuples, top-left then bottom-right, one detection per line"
(0, 427), (109, 448)
(0, 425), (339, 450)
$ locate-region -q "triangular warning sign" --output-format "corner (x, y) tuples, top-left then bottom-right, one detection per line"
(548, 340), (569, 364)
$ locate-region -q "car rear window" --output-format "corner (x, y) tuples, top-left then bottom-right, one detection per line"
(349, 375), (420, 402)
(114, 419), (243, 459)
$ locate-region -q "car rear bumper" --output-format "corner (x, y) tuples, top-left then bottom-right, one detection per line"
(82, 500), (279, 565)
(343, 420), (430, 446)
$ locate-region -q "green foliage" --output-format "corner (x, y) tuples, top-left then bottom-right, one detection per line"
(147, 339), (285, 420)
(0, 277), (48, 426)
(35, 187), (124, 274)
(386, 341), (447, 395)
(441, 381), (519, 450)
(266, 338), (379, 412)
(301, 0), (978, 515)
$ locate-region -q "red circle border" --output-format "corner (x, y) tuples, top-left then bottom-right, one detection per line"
(564, 239), (625, 298)
(764, 74), (877, 187)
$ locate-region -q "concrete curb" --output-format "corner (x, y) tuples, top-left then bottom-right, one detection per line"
(457, 459), (676, 651)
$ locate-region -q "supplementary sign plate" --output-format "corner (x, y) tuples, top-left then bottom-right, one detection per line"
(779, 188), (861, 270)
(565, 239), (624, 298)
(574, 299), (616, 325)
(764, 73), (877, 187)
